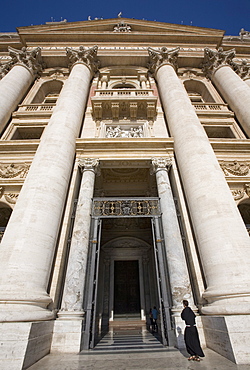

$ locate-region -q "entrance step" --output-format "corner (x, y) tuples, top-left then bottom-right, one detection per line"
(84, 330), (167, 354)
(109, 319), (146, 332)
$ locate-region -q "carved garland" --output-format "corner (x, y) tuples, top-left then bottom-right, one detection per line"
(220, 160), (249, 176)
(0, 163), (30, 179)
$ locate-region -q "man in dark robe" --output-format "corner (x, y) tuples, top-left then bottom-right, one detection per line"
(181, 300), (205, 361)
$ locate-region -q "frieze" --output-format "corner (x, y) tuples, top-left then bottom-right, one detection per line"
(8, 46), (44, 76)
(220, 160), (249, 176)
(0, 163), (30, 179)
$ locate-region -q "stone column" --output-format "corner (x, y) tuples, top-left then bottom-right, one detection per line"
(202, 47), (250, 137)
(151, 157), (193, 311)
(0, 47), (43, 133)
(148, 47), (250, 315)
(0, 46), (99, 322)
(59, 158), (99, 319)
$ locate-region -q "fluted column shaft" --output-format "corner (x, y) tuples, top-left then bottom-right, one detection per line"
(149, 47), (250, 314)
(0, 49), (97, 321)
(152, 158), (193, 311)
(59, 159), (99, 318)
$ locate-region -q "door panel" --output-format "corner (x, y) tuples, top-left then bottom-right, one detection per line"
(114, 260), (140, 314)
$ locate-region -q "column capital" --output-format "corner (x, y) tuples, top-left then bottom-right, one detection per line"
(0, 59), (13, 80)
(202, 47), (236, 78)
(8, 46), (44, 76)
(78, 158), (100, 174)
(151, 157), (172, 174)
(233, 59), (250, 80)
(66, 45), (99, 75)
(148, 46), (179, 75)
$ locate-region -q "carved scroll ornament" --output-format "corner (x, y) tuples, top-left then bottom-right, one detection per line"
(220, 160), (249, 176)
(233, 60), (250, 80)
(232, 184), (250, 200)
(66, 45), (99, 74)
(78, 158), (100, 174)
(151, 157), (172, 174)
(148, 46), (179, 74)
(0, 60), (13, 79)
(202, 47), (236, 77)
(0, 163), (30, 179)
(8, 46), (44, 76)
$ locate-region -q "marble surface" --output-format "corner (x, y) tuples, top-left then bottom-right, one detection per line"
(27, 348), (250, 369)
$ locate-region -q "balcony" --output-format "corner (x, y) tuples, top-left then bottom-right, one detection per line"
(91, 89), (157, 121)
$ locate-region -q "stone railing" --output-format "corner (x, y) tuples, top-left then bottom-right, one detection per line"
(192, 103), (229, 111)
(95, 89), (153, 98)
(18, 104), (56, 113)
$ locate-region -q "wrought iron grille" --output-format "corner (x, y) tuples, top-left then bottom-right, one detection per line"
(92, 197), (161, 218)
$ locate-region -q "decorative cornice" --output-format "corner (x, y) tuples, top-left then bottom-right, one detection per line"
(66, 45), (99, 75)
(148, 46), (179, 75)
(78, 158), (100, 174)
(151, 157), (172, 174)
(8, 46), (44, 76)
(202, 47), (236, 78)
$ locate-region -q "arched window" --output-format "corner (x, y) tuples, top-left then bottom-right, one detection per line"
(184, 80), (215, 103)
(31, 80), (63, 104)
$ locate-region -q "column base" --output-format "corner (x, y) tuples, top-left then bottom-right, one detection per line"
(57, 310), (84, 320)
(201, 295), (250, 315)
(0, 321), (54, 370)
(51, 319), (84, 353)
(202, 315), (250, 364)
(0, 303), (55, 322)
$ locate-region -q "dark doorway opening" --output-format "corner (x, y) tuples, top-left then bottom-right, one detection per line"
(114, 260), (140, 315)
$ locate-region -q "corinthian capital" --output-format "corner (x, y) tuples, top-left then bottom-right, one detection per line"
(151, 157), (172, 174)
(233, 60), (250, 80)
(202, 47), (236, 77)
(78, 158), (100, 174)
(66, 45), (99, 75)
(0, 59), (13, 80)
(8, 46), (44, 76)
(148, 46), (179, 74)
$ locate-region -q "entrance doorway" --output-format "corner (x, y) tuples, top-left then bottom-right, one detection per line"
(114, 260), (140, 315)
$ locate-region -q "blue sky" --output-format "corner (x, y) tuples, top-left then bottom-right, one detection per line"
(1, 0), (249, 35)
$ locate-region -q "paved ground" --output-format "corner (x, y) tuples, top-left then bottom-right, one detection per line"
(27, 330), (250, 369)
(28, 348), (250, 369)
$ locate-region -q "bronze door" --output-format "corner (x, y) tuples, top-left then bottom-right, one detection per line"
(114, 260), (140, 314)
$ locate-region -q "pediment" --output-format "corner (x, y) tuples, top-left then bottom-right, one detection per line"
(17, 18), (224, 46)
(18, 18), (222, 35)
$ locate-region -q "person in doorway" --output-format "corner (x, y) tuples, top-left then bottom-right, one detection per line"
(152, 306), (158, 332)
(149, 308), (154, 331)
(181, 300), (205, 362)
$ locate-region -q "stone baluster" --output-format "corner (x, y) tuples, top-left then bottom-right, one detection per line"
(0, 46), (99, 322)
(148, 46), (250, 315)
(151, 157), (193, 311)
(59, 158), (99, 319)
(0, 47), (43, 133)
(202, 47), (250, 137)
